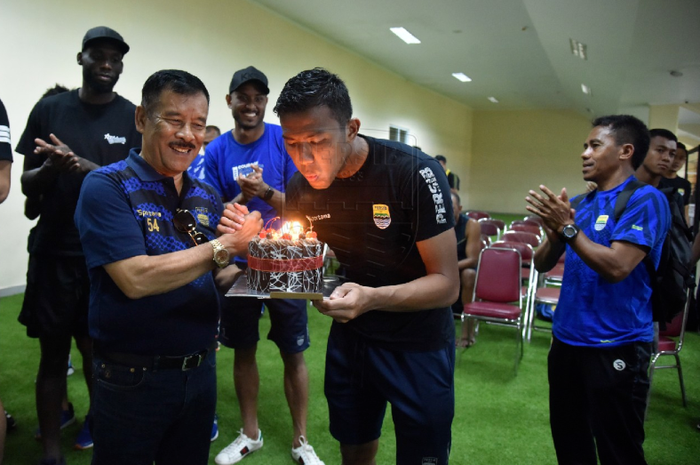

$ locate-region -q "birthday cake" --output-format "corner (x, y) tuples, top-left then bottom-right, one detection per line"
(247, 220), (324, 294)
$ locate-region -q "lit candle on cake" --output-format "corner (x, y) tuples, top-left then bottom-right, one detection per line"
(248, 218), (323, 295)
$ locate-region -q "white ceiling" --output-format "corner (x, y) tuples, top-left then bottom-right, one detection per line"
(249, 0), (700, 136)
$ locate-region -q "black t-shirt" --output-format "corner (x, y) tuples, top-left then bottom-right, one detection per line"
(17, 89), (140, 256)
(447, 170), (460, 191)
(286, 135), (455, 351)
(0, 99), (11, 162)
(660, 176), (692, 206)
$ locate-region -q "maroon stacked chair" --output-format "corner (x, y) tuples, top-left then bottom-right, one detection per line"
(647, 291), (691, 415)
(479, 221), (500, 237)
(509, 223), (542, 238)
(462, 246), (525, 373)
(466, 210), (490, 221)
(501, 231), (540, 249)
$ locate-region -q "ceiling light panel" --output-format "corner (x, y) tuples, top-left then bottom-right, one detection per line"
(452, 73), (472, 82)
(581, 84), (592, 95)
(390, 27), (421, 44)
(488, 97), (499, 103)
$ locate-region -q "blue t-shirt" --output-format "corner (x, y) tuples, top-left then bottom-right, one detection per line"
(203, 123), (297, 225)
(187, 153), (206, 181)
(554, 176), (671, 347)
(74, 149), (223, 355)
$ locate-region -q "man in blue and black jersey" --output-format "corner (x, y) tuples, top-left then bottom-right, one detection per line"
(74, 69), (262, 465)
(526, 115), (671, 465)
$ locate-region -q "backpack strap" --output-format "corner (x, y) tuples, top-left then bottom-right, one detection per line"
(613, 179), (645, 221)
(570, 179), (644, 221)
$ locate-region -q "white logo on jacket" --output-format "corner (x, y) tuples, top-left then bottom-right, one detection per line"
(104, 133), (127, 145)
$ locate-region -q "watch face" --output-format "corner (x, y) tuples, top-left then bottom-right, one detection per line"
(215, 249), (229, 262)
(563, 225), (577, 239)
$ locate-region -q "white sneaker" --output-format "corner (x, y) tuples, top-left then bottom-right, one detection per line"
(291, 436), (325, 465)
(214, 429), (263, 465)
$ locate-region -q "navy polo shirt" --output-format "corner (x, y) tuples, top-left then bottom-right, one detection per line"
(75, 149), (224, 355)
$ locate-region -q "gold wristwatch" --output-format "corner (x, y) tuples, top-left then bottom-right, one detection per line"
(210, 239), (229, 268)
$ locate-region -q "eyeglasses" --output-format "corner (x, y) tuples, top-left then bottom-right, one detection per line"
(173, 209), (208, 247)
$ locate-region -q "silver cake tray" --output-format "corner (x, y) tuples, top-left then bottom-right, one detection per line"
(225, 272), (340, 300)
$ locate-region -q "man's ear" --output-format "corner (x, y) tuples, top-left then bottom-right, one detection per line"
(225, 94), (232, 108)
(346, 117), (361, 141)
(135, 105), (147, 134)
(77, 52), (83, 65)
(619, 143), (635, 162)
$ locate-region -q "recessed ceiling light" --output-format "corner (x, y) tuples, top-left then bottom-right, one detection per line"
(390, 27), (421, 44)
(452, 73), (472, 82)
(581, 84), (592, 95)
(488, 97), (499, 103)
(570, 38), (587, 60)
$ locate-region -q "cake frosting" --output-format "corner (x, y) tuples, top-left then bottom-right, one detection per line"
(247, 222), (324, 294)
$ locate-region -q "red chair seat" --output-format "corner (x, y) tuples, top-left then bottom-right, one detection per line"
(657, 336), (677, 353)
(464, 301), (522, 320)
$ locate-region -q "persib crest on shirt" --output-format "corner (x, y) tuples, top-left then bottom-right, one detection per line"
(195, 207), (210, 227)
(373, 204), (391, 229)
(594, 214), (608, 231)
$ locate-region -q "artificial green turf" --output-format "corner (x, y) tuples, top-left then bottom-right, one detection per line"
(2, 261), (700, 464)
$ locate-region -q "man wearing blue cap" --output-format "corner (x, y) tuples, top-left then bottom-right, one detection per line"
(17, 25), (140, 465)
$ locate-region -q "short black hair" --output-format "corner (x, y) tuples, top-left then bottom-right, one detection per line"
(141, 70), (209, 115)
(41, 84), (69, 100)
(677, 142), (687, 151)
(206, 125), (221, 135)
(435, 155), (447, 163)
(274, 68), (352, 126)
(591, 115), (650, 169)
(649, 128), (678, 143)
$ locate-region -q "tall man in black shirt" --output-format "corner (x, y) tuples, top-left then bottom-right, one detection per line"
(17, 26), (140, 464)
(276, 68), (458, 465)
(662, 141), (692, 223)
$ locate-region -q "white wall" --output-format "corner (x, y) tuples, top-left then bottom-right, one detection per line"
(0, 0), (473, 291)
(469, 109), (592, 214)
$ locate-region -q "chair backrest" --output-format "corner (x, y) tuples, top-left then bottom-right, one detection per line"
(492, 240), (533, 262)
(479, 222), (500, 236)
(524, 215), (545, 227)
(502, 231), (540, 248)
(510, 223), (542, 237)
(480, 218), (505, 230)
(492, 241), (538, 297)
(474, 247), (522, 304)
(466, 210), (490, 220)
(480, 234), (491, 248)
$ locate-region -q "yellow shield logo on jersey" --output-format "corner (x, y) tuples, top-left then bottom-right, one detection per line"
(197, 213), (210, 227)
(594, 214), (608, 231)
(373, 204), (391, 229)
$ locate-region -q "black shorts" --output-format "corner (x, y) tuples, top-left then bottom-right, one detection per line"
(218, 295), (309, 354)
(325, 323), (455, 462)
(19, 254), (90, 339)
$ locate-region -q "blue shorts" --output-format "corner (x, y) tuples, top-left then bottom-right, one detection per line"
(219, 296), (309, 354)
(324, 323), (455, 464)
